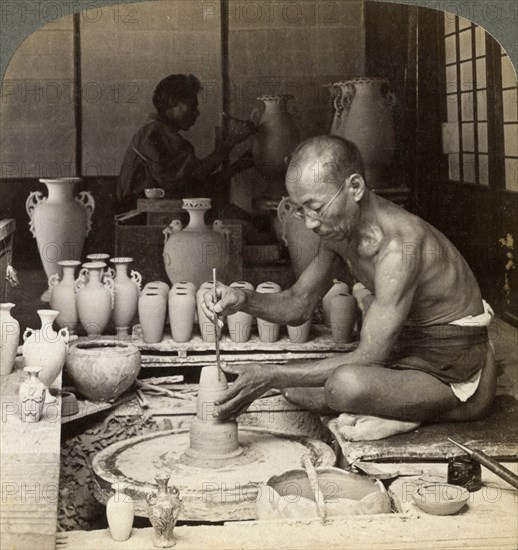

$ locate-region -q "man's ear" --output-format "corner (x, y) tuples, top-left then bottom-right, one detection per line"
(349, 174), (366, 202)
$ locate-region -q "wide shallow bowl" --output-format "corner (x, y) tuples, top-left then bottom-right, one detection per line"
(256, 467), (391, 520)
(66, 340), (141, 402)
(413, 483), (470, 515)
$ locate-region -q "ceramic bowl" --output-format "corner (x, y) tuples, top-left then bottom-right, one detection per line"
(412, 483), (470, 515)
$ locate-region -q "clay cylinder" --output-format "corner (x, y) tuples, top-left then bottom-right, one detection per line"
(144, 281), (170, 299)
(168, 290), (196, 343)
(186, 366), (241, 459)
(227, 281), (254, 343)
(329, 292), (357, 343)
(322, 280), (350, 327)
(138, 291), (167, 343)
(256, 282), (282, 343)
(196, 282), (222, 342)
(287, 317), (312, 344)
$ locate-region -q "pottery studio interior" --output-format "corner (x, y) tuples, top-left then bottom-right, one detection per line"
(1, 0), (517, 549)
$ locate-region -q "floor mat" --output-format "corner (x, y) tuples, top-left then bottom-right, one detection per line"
(326, 394), (518, 464)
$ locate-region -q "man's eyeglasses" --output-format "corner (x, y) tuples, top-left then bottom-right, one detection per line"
(290, 174), (357, 221)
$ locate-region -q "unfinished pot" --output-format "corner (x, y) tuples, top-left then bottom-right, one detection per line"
(196, 281), (222, 343)
(256, 282), (281, 343)
(163, 198), (230, 288)
(111, 257), (142, 338)
(227, 281), (254, 343)
(251, 95), (300, 198)
(168, 289), (196, 343)
(322, 280), (350, 327)
(22, 309), (69, 389)
(66, 340), (141, 402)
(329, 78), (396, 188)
(76, 262), (114, 337)
(138, 290), (167, 344)
(287, 317), (312, 343)
(107, 482), (135, 542)
(48, 260), (81, 335)
(0, 302), (20, 375)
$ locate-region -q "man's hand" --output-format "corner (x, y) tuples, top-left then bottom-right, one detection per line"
(214, 363), (274, 420)
(201, 282), (246, 320)
(223, 114), (257, 149)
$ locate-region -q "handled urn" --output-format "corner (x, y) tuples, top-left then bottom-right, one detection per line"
(26, 177), (95, 301)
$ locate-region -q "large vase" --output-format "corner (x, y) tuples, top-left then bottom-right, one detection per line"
(163, 198), (230, 288)
(329, 78), (396, 188)
(147, 473), (182, 548)
(76, 262), (114, 337)
(22, 309), (69, 391)
(251, 95), (300, 199)
(277, 198), (321, 278)
(48, 260), (81, 334)
(110, 257), (142, 338)
(25, 178), (95, 301)
(0, 302), (20, 375)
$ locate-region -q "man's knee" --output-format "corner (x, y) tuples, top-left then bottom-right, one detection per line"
(324, 366), (367, 412)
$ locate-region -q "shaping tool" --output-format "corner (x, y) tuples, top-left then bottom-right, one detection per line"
(212, 268), (222, 381)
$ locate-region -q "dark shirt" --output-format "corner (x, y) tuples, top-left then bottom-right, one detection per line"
(117, 114), (200, 202)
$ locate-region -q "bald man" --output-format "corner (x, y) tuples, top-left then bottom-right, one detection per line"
(203, 135), (496, 441)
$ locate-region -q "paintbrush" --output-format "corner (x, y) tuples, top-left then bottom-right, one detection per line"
(448, 438), (518, 489)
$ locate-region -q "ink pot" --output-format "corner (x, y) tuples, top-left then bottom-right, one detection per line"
(447, 455), (482, 492)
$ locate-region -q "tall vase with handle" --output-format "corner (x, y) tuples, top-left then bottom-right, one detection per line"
(22, 309), (69, 401)
(328, 78), (396, 189)
(110, 257), (142, 338)
(163, 198), (231, 288)
(76, 262), (114, 337)
(251, 95), (300, 199)
(48, 260), (81, 335)
(26, 177), (95, 301)
(0, 303), (20, 375)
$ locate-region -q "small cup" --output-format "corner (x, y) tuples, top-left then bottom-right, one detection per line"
(144, 188), (165, 200)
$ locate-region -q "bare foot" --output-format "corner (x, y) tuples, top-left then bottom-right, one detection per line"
(332, 413), (420, 441)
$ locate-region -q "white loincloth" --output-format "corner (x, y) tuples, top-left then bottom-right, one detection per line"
(448, 300), (494, 402)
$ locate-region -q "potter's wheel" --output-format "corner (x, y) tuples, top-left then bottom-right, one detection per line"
(92, 427), (335, 522)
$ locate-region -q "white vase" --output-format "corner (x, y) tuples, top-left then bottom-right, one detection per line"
(22, 309), (69, 393)
(76, 262), (114, 337)
(322, 281), (351, 328)
(110, 257), (142, 338)
(162, 198), (231, 288)
(106, 482), (135, 542)
(0, 303), (20, 375)
(26, 178), (95, 301)
(48, 260), (81, 335)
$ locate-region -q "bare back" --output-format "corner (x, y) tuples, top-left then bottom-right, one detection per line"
(325, 194), (483, 326)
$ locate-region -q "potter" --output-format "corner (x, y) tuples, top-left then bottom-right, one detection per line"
(203, 135), (496, 442)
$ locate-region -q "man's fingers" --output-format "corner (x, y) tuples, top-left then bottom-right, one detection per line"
(214, 382), (242, 405)
(221, 363), (247, 375)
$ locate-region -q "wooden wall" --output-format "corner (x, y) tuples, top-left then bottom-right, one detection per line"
(0, 0), (365, 265)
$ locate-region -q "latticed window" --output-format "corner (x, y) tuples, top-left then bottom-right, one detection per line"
(441, 13), (518, 192)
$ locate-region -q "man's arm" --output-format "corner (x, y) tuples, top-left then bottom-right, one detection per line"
(214, 236), (422, 419)
(209, 242), (344, 325)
